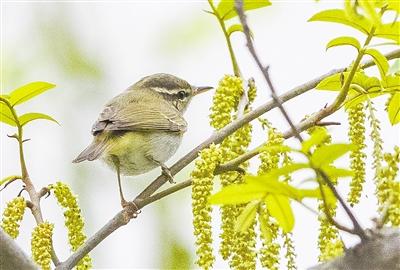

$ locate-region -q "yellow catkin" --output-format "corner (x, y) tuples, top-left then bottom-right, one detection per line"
(191, 145), (221, 270)
(367, 101), (383, 181)
(347, 102), (367, 206)
(283, 233), (297, 270)
(31, 222), (54, 270)
(258, 122), (283, 269)
(1, 197), (26, 239)
(281, 153), (297, 269)
(378, 147), (400, 226)
(209, 75), (257, 268)
(209, 75), (243, 130)
(259, 209), (280, 270)
(50, 182), (92, 269)
(307, 127), (343, 261)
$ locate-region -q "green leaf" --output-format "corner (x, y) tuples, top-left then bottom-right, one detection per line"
(376, 22), (400, 44)
(18, 112), (58, 126)
(256, 163), (310, 180)
(297, 186), (337, 208)
(0, 102), (17, 126)
(216, 0), (271, 21)
(308, 9), (372, 34)
(311, 144), (356, 167)
(302, 128), (329, 153)
(358, 1), (381, 26)
(258, 209), (271, 241)
(316, 73), (343, 91)
(264, 194), (294, 233)
(209, 183), (267, 205)
(0, 175), (21, 186)
(321, 165), (354, 178)
(9, 81), (56, 106)
(326, 36), (361, 51)
(365, 48), (389, 79)
(234, 200), (259, 232)
(387, 93), (400, 125)
(227, 24), (244, 36)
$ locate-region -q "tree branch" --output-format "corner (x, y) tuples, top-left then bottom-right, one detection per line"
(234, 0), (368, 240)
(0, 229), (38, 270)
(309, 227), (400, 270)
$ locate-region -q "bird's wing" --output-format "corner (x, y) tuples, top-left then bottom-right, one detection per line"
(91, 95), (187, 135)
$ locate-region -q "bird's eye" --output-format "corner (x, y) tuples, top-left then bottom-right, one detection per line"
(177, 91), (187, 100)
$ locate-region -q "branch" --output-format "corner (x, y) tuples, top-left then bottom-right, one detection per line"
(309, 228), (400, 270)
(234, 0), (368, 240)
(55, 47), (400, 269)
(0, 229), (38, 270)
(0, 97), (61, 265)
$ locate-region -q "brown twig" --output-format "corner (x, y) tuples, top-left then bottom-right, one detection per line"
(234, 0), (368, 241)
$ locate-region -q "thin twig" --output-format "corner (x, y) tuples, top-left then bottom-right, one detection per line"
(235, 0), (368, 240)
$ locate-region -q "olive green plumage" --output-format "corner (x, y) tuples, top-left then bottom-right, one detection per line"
(73, 73), (212, 206)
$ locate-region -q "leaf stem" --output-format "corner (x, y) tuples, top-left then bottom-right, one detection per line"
(208, 0), (241, 77)
(0, 96), (60, 265)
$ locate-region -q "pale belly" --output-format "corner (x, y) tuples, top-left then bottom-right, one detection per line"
(102, 131), (182, 175)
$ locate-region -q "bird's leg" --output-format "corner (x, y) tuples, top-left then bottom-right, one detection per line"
(146, 155), (175, 184)
(111, 155), (129, 208)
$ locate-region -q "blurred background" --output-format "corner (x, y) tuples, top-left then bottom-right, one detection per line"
(1, 0), (399, 269)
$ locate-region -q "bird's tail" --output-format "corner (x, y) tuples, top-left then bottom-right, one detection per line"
(72, 137), (109, 163)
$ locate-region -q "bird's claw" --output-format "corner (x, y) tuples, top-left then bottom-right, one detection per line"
(121, 200), (141, 218)
(162, 166), (175, 184)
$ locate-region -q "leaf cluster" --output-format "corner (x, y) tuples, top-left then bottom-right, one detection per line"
(0, 82), (57, 127)
(209, 129), (354, 233)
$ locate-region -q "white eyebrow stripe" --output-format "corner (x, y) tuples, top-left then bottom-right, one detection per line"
(151, 87), (180, 95)
(151, 87), (191, 96)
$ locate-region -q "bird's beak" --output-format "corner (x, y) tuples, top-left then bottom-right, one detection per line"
(193, 86), (213, 96)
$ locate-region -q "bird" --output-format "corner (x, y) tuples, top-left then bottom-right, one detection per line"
(73, 73), (212, 208)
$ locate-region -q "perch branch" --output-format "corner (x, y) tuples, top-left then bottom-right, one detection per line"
(55, 47), (399, 269)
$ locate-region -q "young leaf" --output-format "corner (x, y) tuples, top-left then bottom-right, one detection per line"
(376, 22), (400, 44)
(0, 175), (21, 186)
(315, 73), (342, 91)
(297, 186), (337, 208)
(311, 144), (356, 167)
(0, 102), (17, 126)
(365, 49), (389, 79)
(216, 0), (271, 21)
(326, 36), (361, 51)
(358, 1), (381, 26)
(234, 200), (259, 232)
(256, 163), (310, 179)
(321, 165), (354, 178)
(227, 24), (244, 36)
(387, 93), (400, 125)
(9, 82), (56, 106)
(308, 9), (372, 34)
(301, 128), (329, 153)
(264, 194), (294, 233)
(18, 113), (58, 127)
(208, 182), (267, 205)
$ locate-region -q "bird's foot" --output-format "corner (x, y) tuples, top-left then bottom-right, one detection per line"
(120, 199), (141, 218)
(161, 165), (175, 184)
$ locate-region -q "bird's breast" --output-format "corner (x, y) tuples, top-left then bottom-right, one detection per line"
(102, 131), (182, 176)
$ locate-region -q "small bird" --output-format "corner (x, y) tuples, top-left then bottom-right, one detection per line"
(73, 73), (212, 207)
